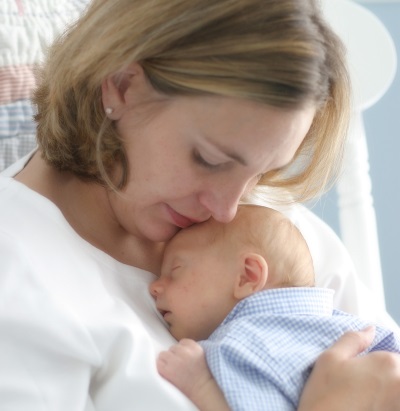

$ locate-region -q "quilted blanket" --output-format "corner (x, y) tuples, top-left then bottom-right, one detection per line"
(0, 0), (88, 171)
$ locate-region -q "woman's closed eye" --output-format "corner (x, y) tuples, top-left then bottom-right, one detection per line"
(192, 149), (225, 170)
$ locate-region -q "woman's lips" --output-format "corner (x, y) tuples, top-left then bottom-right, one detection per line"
(166, 205), (199, 228)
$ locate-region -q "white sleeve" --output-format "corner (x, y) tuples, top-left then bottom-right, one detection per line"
(0, 232), (100, 410)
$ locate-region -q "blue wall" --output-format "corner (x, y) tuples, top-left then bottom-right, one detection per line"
(312, 2), (400, 325)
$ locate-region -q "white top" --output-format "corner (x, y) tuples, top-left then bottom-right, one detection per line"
(0, 159), (197, 410)
(0, 155), (398, 410)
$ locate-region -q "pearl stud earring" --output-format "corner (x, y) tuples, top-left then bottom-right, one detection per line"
(105, 107), (114, 115)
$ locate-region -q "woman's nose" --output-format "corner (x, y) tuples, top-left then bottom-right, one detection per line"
(198, 182), (245, 223)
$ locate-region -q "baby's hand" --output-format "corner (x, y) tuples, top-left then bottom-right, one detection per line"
(157, 339), (213, 400)
(158, 339), (231, 411)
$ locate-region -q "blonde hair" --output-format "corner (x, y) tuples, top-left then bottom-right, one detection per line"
(34, 0), (350, 200)
(224, 205), (315, 287)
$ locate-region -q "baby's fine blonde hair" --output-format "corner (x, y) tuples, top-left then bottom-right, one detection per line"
(222, 205), (315, 288)
(34, 0), (350, 201)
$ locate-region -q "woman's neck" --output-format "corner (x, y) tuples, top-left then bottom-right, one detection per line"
(14, 152), (165, 274)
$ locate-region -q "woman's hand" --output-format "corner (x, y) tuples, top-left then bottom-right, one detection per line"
(298, 326), (400, 411)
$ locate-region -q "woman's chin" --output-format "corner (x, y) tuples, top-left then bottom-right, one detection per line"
(144, 224), (182, 243)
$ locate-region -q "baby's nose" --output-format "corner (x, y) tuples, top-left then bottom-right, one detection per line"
(149, 280), (162, 298)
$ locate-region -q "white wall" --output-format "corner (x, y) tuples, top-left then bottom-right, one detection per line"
(312, 2), (400, 325)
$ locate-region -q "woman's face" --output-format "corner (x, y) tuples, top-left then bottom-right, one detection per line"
(106, 77), (315, 243)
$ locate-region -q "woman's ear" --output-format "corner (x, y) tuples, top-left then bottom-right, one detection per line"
(233, 253), (268, 300)
(101, 62), (148, 120)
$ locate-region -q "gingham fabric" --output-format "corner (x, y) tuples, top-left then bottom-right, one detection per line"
(200, 287), (400, 411)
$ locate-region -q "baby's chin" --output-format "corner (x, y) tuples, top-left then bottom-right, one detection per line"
(174, 329), (212, 342)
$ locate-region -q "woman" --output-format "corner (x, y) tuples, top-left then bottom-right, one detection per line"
(0, 0), (399, 409)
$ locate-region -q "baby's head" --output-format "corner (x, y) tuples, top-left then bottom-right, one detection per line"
(150, 205), (314, 340)
(231, 205), (315, 289)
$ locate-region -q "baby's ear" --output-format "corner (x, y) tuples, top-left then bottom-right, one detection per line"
(234, 253), (268, 300)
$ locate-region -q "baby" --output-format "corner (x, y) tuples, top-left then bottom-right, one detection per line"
(150, 205), (400, 411)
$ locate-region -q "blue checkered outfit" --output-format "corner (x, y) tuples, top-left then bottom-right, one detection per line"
(200, 287), (400, 411)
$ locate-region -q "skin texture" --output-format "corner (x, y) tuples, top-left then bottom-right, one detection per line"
(150, 226), (240, 341)
(149, 215), (264, 341)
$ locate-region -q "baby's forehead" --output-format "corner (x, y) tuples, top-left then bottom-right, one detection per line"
(167, 220), (223, 249)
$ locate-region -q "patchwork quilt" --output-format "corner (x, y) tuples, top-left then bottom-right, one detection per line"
(0, 0), (88, 171)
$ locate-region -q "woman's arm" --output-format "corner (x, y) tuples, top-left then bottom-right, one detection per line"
(157, 339), (230, 411)
(298, 327), (400, 411)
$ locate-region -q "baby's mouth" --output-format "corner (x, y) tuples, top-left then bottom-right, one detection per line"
(158, 308), (171, 321)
